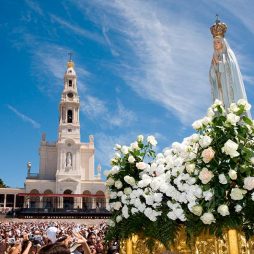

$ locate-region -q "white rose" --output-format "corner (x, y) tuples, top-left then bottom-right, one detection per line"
(222, 140), (239, 158)
(113, 202), (122, 210)
(108, 220), (115, 227)
(116, 215), (122, 223)
(203, 190), (213, 201)
(124, 187), (132, 195)
(217, 204), (230, 216)
(191, 134), (200, 143)
(230, 188), (247, 200)
(109, 192), (117, 199)
(207, 107), (215, 118)
(186, 163), (195, 174)
(198, 168), (214, 184)
(228, 169), (237, 180)
(114, 152), (121, 158)
(136, 162), (148, 170)
(137, 135), (144, 142)
(229, 103), (239, 113)
(114, 144), (121, 150)
(191, 205), (203, 216)
(212, 99), (223, 108)
(131, 207), (139, 214)
(106, 177), (115, 186)
(130, 141), (140, 150)
(121, 146), (129, 155)
(111, 166), (120, 175)
(199, 136), (212, 148)
(192, 120), (203, 130)
(243, 177), (254, 191)
(234, 205), (242, 213)
(201, 147), (215, 163)
(200, 212), (216, 224)
(115, 180), (123, 189)
(128, 155), (135, 163)
(226, 113), (240, 126)
(117, 191), (123, 197)
(237, 99), (251, 111)
(124, 176), (136, 186)
(147, 135), (157, 146)
(219, 174), (227, 184)
(122, 205), (129, 219)
(250, 157), (254, 165)
(110, 158), (118, 165)
(202, 116), (212, 126)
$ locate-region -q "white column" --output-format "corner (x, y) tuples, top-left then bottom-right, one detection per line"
(39, 197), (43, 208)
(14, 194), (16, 209)
(3, 194), (6, 209)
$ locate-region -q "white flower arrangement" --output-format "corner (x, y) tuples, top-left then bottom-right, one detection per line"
(106, 100), (254, 250)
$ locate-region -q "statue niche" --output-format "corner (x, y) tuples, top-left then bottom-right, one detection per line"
(65, 152), (72, 171)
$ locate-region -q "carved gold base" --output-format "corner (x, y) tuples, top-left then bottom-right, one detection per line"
(120, 229), (254, 254)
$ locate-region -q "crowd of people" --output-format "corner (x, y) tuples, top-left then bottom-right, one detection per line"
(0, 221), (119, 254)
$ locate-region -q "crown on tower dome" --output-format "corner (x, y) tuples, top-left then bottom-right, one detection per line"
(67, 60), (74, 68)
(210, 15), (227, 38)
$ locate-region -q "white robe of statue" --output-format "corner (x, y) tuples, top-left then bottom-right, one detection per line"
(209, 36), (250, 116)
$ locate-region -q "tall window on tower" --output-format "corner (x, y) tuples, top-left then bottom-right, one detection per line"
(67, 110), (73, 123)
(68, 80), (72, 87)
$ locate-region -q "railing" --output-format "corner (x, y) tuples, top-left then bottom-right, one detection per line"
(26, 173), (39, 179)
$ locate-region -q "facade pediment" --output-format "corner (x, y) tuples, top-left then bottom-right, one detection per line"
(58, 178), (78, 182)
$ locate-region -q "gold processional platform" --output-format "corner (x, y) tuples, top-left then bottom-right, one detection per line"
(120, 229), (254, 254)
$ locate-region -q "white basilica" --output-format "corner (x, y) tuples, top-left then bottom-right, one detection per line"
(23, 59), (106, 210)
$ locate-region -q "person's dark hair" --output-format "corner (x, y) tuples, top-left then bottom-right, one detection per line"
(55, 235), (67, 243)
(87, 232), (96, 239)
(38, 243), (70, 254)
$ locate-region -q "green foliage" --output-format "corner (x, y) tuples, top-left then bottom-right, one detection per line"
(0, 178), (8, 188)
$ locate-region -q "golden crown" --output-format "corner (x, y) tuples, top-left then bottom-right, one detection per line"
(210, 16), (227, 38)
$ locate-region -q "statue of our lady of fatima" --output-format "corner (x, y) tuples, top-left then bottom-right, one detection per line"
(209, 16), (250, 116)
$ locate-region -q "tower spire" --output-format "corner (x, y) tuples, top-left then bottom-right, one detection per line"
(68, 52), (73, 61)
(58, 53), (80, 142)
(67, 52), (74, 68)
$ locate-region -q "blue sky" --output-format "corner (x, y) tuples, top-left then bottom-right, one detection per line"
(1, 0), (254, 188)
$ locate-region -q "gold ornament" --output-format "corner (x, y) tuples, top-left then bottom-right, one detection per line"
(210, 15), (227, 38)
(67, 60), (74, 68)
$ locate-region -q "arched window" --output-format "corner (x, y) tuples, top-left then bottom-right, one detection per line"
(67, 110), (73, 123)
(82, 190), (92, 209)
(63, 189), (74, 209)
(43, 190), (54, 209)
(30, 189), (40, 208)
(95, 191), (106, 208)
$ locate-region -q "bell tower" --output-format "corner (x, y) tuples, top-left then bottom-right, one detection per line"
(58, 57), (80, 142)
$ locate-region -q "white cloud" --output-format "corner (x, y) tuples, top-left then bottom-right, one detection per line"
(80, 95), (107, 118)
(215, 1), (254, 35)
(30, 42), (88, 94)
(50, 14), (104, 44)
(102, 25), (120, 57)
(7, 104), (40, 129)
(74, 0), (212, 124)
(80, 97), (136, 128)
(106, 101), (136, 127)
(25, 0), (44, 16)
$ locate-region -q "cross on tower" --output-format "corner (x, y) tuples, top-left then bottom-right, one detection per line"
(68, 52), (73, 61)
